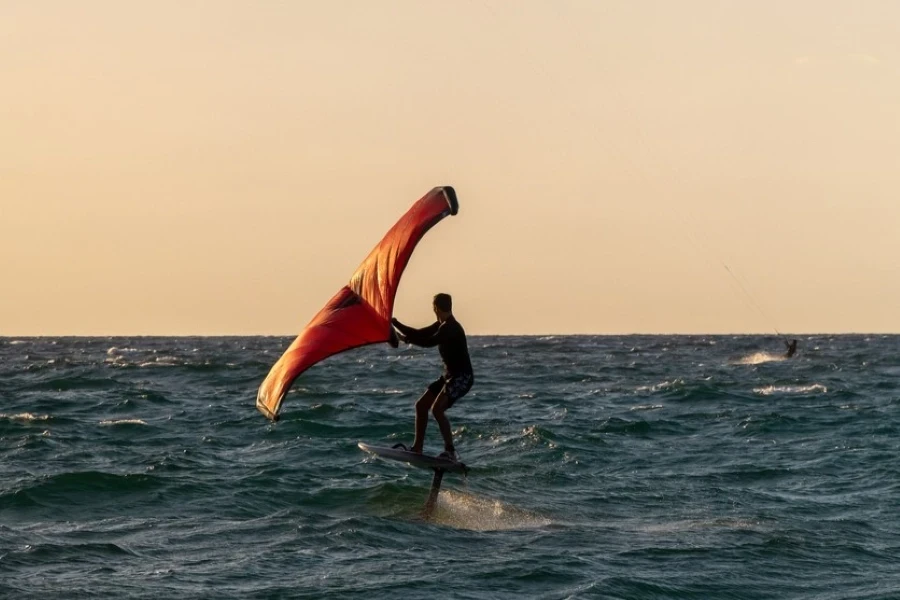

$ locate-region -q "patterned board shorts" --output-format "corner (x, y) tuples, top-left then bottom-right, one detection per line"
(427, 373), (474, 406)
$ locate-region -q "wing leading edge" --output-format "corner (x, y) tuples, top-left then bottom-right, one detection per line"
(256, 186), (458, 421)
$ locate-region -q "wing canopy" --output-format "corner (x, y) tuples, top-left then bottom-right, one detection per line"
(256, 186), (458, 420)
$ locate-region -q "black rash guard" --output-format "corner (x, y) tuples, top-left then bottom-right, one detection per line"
(393, 316), (473, 377)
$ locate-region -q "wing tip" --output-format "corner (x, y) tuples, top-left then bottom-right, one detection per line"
(257, 405), (281, 422)
(440, 186), (458, 215)
(256, 393), (282, 421)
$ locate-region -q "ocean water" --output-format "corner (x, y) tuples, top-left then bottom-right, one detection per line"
(1, 335), (899, 599)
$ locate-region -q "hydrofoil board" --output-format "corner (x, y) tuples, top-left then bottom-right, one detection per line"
(358, 442), (468, 474)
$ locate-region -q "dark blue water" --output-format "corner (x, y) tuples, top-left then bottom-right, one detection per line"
(2, 335), (899, 599)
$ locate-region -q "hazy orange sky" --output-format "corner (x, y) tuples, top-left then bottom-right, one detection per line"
(2, 1), (898, 335)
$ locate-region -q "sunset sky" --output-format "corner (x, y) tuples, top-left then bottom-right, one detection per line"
(3, 1), (898, 335)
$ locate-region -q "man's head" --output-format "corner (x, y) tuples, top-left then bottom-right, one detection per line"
(433, 293), (452, 319)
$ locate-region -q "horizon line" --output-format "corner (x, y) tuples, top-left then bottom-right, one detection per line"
(2, 332), (898, 338)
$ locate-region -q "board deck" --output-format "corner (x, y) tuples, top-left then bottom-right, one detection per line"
(358, 442), (468, 474)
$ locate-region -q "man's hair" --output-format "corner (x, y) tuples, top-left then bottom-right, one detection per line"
(433, 293), (452, 312)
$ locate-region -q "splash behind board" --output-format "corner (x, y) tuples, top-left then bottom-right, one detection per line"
(358, 442), (468, 474)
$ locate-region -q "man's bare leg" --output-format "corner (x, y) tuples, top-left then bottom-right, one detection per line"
(411, 389), (437, 453)
(431, 391), (455, 453)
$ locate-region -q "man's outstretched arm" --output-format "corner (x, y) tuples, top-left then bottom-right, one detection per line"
(404, 322), (448, 348)
(392, 318), (439, 345)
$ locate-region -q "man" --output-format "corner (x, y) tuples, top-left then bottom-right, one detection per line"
(391, 293), (473, 461)
(784, 339), (798, 358)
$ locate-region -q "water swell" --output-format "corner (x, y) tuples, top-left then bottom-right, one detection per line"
(17, 374), (124, 393)
(0, 471), (164, 512)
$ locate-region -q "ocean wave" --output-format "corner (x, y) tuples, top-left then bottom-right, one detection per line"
(137, 356), (184, 367)
(0, 412), (50, 422)
(753, 384), (828, 396)
(631, 377), (738, 403)
(4, 540), (139, 563)
(106, 346), (143, 355)
(630, 404), (664, 412)
(634, 379), (685, 393)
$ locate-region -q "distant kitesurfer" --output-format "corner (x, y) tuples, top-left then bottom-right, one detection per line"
(784, 339), (798, 358)
(391, 293), (474, 461)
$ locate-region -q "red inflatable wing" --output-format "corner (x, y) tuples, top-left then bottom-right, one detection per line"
(256, 186), (458, 420)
